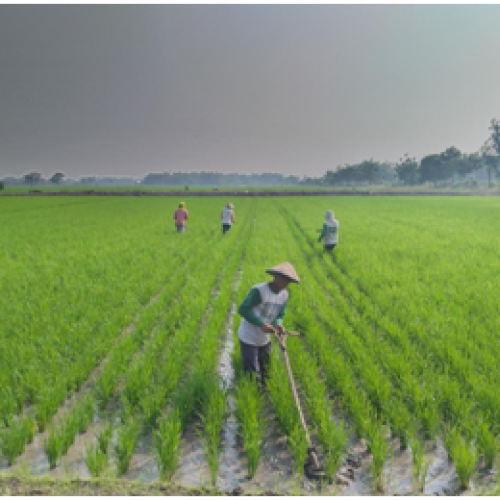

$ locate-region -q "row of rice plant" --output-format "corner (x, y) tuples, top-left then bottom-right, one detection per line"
(273, 203), (392, 490)
(155, 219), (253, 483)
(111, 213), (253, 478)
(1, 197), (216, 424)
(230, 204), (319, 480)
(1, 217), (220, 468)
(279, 197), (499, 488)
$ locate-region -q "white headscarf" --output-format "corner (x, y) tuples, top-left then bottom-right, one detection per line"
(325, 210), (334, 222)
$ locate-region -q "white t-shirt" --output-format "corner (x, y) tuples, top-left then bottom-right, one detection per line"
(238, 283), (289, 346)
(222, 208), (234, 225)
(324, 220), (339, 245)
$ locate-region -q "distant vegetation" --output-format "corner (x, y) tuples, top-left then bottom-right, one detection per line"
(2, 118), (499, 191)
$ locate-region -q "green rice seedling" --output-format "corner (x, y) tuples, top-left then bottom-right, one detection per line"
(266, 354), (297, 435)
(119, 396), (133, 424)
(44, 426), (62, 469)
(98, 422), (114, 454)
(1, 417), (31, 465)
(123, 361), (153, 409)
(36, 384), (65, 431)
(388, 401), (411, 450)
(35, 397), (54, 433)
(0, 389), (17, 426)
(75, 395), (95, 434)
(409, 435), (429, 492)
(95, 360), (122, 411)
(367, 422), (388, 493)
(234, 376), (263, 477)
(420, 397), (440, 440)
(322, 420), (348, 481)
(84, 442), (107, 478)
(200, 383), (226, 485)
(23, 416), (37, 445)
(447, 427), (477, 490)
(231, 343), (244, 381)
(142, 388), (165, 429)
(476, 422), (498, 469)
(289, 422), (308, 476)
(153, 411), (182, 481)
(173, 371), (209, 426)
(59, 412), (79, 455)
(114, 419), (139, 475)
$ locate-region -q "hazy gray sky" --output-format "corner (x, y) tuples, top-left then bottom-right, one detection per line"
(1, 5), (499, 179)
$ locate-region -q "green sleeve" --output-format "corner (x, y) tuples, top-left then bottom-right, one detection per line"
(273, 300), (288, 326)
(318, 223), (327, 242)
(238, 288), (263, 326)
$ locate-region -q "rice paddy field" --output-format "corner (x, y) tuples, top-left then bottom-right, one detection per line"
(1, 195), (499, 495)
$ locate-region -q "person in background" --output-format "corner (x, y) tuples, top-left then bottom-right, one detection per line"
(221, 202), (235, 234)
(237, 262), (300, 387)
(318, 210), (339, 252)
(174, 201), (189, 233)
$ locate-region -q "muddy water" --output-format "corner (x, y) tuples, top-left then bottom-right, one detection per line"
(216, 303), (241, 491)
(340, 434), (499, 496)
(4, 414), (498, 495)
(122, 433), (158, 483)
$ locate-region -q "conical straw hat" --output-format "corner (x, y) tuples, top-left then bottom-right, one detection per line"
(266, 262), (300, 283)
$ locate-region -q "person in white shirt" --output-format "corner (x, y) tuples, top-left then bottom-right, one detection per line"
(221, 203), (235, 234)
(237, 262), (300, 387)
(318, 210), (339, 252)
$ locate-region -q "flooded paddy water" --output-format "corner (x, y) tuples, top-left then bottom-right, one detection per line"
(5, 408), (497, 495)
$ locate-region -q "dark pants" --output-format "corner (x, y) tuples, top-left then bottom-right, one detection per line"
(176, 225), (186, 233)
(324, 243), (337, 252)
(222, 224), (231, 234)
(239, 340), (272, 385)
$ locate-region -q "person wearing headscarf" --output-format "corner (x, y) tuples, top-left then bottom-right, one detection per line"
(221, 202), (235, 234)
(237, 262), (300, 387)
(174, 201), (189, 233)
(318, 210), (339, 252)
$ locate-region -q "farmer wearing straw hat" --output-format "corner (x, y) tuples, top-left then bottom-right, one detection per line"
(318, 210), (339, 252)
(237, 262), (300, 386)
(174, 201), (189, 233)
(221, 202), (235, 235)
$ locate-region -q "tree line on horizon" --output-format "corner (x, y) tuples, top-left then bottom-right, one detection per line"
(2, 119), (499, 190)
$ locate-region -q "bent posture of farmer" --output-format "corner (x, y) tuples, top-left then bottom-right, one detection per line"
(221, 202), (235, 234)
(237, 262), (300, 387)
(174, 202), (189, 233)
(318, 210), (339, 252)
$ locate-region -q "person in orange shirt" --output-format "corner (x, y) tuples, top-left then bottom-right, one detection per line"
(174, 201), (189, 233)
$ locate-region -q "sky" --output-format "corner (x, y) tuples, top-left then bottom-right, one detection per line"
(1, 4), (500, 179)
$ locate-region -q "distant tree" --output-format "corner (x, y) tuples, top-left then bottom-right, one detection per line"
(23, 172), (42, 186)
(377, 162), (397, 183)
(419, 151), (458, 186)
(480, 119), (500, 188)
(480, 149), (499, 188)
(395, 154), (419, 185)
(50, 172), (65, 184)
(440, 146), (461, 162)
(358, 159), (381, 184)
(488, 118), (500, 154)
(0, 181), (4, 190)
(452, 153), (482, 178)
